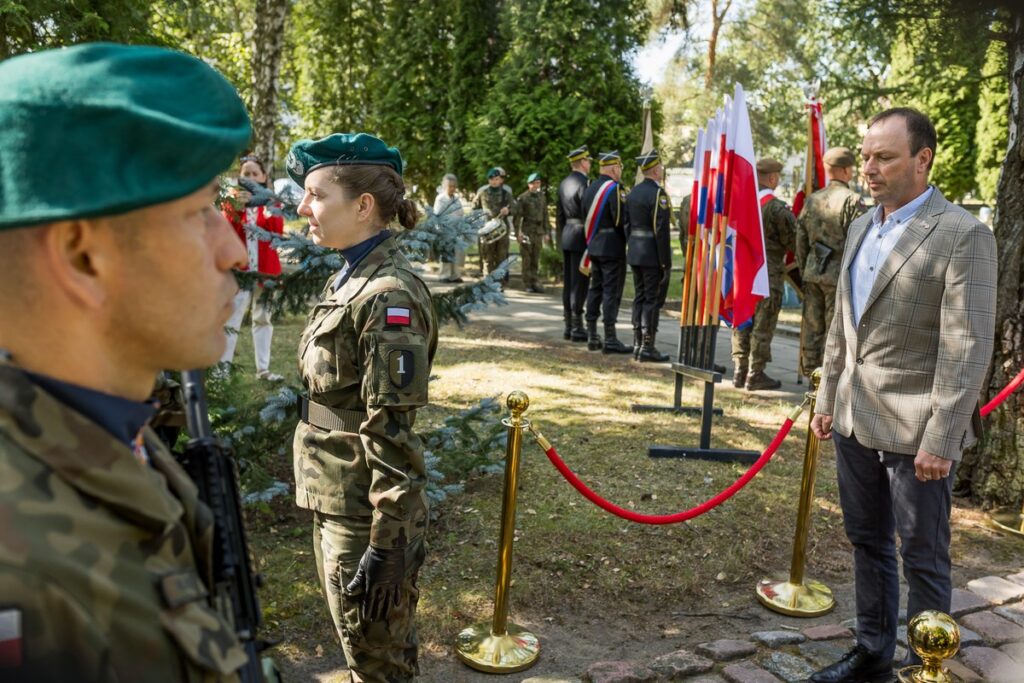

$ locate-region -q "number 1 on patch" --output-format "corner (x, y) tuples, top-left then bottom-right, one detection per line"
(388, 349), (414, 389)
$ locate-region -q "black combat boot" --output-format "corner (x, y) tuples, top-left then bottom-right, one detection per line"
(563, 312), (572, 340)
(733, 362), (748, 388)
(570, 315), (588, 342)
(602, 324), (633, 354)
(632, 328), (643, 361)
(638, 333), (670, 362)
(586, 320), (602, 351)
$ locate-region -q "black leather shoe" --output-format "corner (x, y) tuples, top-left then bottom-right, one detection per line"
(810, 644), (892, 683)
(894, 649), (921, 670)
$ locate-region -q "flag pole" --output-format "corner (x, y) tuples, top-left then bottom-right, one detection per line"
(679, 129), (703, 368)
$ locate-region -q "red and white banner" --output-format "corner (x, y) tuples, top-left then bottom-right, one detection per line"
(0, 608), (22, 668)
(792, 95), (826, 217)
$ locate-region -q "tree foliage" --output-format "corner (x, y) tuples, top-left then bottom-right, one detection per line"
(976, 31), (1010, 205)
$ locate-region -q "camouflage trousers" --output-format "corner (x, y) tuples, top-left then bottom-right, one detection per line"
(731, 286), (783, 372)
(801, 282), (837, 374)
(480, 234), (510, 282)
(518, 232), (543, 288)
(313, 512), (425, 683)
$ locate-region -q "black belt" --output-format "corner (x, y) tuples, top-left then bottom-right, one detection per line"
(299, 396), (366, 432)
(565, 218), (583, 227)
(630, 229), (654, 237)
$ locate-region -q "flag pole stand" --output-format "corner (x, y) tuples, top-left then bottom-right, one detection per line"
(630, 321), (724, 417)
(640, 322), (758, 465)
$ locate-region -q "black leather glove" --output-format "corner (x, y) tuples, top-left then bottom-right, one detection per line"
(344, 545), (406, 622)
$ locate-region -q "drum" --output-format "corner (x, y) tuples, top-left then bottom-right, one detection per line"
(478, 217), (508, 245)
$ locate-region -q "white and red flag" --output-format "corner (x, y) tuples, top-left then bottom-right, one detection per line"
(792, 90), (826, 217)
(0, 608), (22, 667)
(720, 83), (768, 329)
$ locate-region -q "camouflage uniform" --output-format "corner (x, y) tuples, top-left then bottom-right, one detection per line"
(472, 184), (516, 280)
(0, 361), (247, 682)
(731, 191), (797, 375)
(796, 179), (866, 372)
(293, 235), (437, 683)
(515, 188), (550, 290)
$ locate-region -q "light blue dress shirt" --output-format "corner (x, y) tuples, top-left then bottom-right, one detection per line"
(849, 186), (933, 325)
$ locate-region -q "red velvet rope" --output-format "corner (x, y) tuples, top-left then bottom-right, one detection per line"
(531, 367), (1024, 526)
(981, 366), (1024, 417)
(534, 417), (796, 525)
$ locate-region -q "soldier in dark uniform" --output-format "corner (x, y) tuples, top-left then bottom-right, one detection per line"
(627, 149), (672, 362)
(557, 145), (592, 341)
(582, 151), (632, 354)
(732, 158), (798, 391)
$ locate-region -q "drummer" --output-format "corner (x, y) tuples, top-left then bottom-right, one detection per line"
(471, 167), (516, 287)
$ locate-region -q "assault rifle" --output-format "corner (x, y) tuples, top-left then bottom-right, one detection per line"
(180, 370), (280, 682)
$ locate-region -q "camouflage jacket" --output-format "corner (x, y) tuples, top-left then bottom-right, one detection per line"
(796, 180), (867, 286)
(0, 362), (246, 682)
(472, 184), (516, 219)
(514, 189), (549, 238)
(294, 235), (437, 550)
(760, 192), (798, 288)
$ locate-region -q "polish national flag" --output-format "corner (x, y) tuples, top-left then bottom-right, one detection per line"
(0, 608), (22, 667)
(722, 84), (768, 329)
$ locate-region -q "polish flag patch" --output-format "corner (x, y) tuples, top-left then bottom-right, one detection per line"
(385, 307), (411, 326)
(0, 608), (22, 668)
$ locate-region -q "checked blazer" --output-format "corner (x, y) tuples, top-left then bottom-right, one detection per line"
(815, 188), (996, 461)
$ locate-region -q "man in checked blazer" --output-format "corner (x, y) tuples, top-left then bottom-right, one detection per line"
(808, 108), (997, 683)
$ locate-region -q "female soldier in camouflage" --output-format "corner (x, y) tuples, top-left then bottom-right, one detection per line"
(286, 133), (436, 683)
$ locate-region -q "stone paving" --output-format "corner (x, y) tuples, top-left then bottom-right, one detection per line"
(563, 570), (1024, 683)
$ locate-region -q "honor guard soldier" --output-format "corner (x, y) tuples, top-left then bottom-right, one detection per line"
(0, 44), (251, 681)
(557, 145), (592, 341)
(515, 172), (550, 293)
(472, 167), (516, 286)
(627, 149), (672, 362)
(796, 146), (866, 374)
(287, 133), (436, 682)
(732, 158), (798, 390)
(582, 151), (632, 354)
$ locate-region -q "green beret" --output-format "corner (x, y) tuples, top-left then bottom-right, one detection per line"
(756, 158), (784, 174)
(823, 146), (857, 168)
(527, 172), (542, 183)
(287, 133), (404, 186)
(486, 167), (506, 179)
(0, 43), (251, 230)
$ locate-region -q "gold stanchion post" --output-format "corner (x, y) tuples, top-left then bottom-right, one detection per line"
(455, 391), (540, 673)
(897, 610), (963, 683)
(755, 368), (836, 616)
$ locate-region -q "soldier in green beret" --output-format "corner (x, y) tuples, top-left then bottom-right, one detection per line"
(0, 43), (251, 681)
(472, 167), (516, 286)
(796, 146), (866, 375)
(515, 172), (550, 293)
(286, 132), (436, 683)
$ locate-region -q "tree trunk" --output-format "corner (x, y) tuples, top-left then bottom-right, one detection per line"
(958, 11), (1024, 507)
(251, 0), (289, 174)
(704, 0), (731, 91)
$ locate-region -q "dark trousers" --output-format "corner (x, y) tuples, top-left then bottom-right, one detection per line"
(562, 250), (589, 316)
(834, 431), (954, 660)
(586, 257), (624, 325)
(631, 266), (661, 334)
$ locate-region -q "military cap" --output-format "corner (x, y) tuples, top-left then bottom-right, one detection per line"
(287, 133), (404, 186)
(527, 172), (542, 183)
(486, 167), (508, 179)
(0, 43), (251, 230)
(756, 158), (784, 174)
(636, 149), (662, 171)
(823, 146), (857, 168)
(567, 145), (591, 162)
(598, 151), (622, 167)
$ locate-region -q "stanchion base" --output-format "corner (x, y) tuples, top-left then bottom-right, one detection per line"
(987, 509), (1024, 538)
(896, 665), (961, 682)
(630, 404), (724, 416)
(649, 446), (759, 464)
(756, 578), (836, 617)
(455, 622), (540, 673)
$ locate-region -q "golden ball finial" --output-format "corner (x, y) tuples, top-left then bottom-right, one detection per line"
(908, 610), (960, 663)
(506, 391), (530, 418)
(810, 367), (823, 390)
